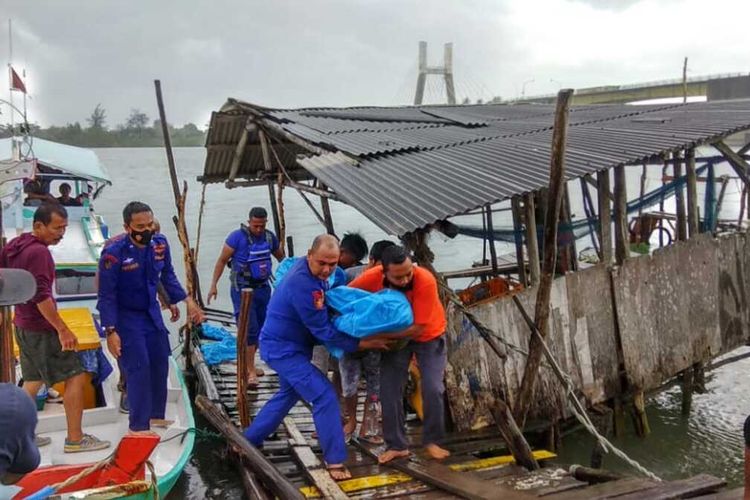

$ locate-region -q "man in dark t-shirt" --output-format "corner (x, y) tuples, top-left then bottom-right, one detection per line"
(0, 203), (109, 454)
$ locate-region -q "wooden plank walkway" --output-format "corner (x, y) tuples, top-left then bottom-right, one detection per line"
(193, 327), (730, 499)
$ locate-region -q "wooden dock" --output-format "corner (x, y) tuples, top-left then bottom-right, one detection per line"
(190, 323), (733, 500)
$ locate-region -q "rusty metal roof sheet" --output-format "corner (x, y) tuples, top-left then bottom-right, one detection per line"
(202, 98), (750, 235)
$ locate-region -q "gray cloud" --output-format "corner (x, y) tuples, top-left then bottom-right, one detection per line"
(3, 0), (748, 128)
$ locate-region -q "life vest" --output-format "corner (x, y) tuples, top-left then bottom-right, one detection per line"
(230, 225), (274, 289)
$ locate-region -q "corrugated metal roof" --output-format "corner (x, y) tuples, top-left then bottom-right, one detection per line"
(202, 98), (750, 235)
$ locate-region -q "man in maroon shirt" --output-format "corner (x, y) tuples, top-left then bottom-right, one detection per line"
(0, 203), (109, 453)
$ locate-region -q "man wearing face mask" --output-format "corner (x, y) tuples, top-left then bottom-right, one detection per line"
(97, 201), (205, 434)
(349, 245), (450, 464)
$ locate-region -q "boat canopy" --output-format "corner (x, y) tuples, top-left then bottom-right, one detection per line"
(0, 137), (112, 185)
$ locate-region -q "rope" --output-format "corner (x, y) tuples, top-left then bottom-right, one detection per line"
(47, 450), (115, 493)
(146, 460), (160, 500)
(437, 278), (661, 480)
(510, 296), (662, 481)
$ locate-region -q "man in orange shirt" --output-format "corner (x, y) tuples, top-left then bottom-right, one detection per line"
(349, 245), (451, 463)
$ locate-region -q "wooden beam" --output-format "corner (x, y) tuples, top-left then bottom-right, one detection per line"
(320, 184), (336, 235)
(586, 174), (612, 201)
(597, 170), (613, 265)
(258, 130), (282, 238)
(686, 149), (699, 237)
(613, 165), (629, 265)
(489, 398), (539, 471)
(673, 152), (687, 241)
(283, 417), (348, 500)
(226, 124), (250, 183)
(524, 193), (540, 286)
(511, 197), (527, 285)
(514, 88), (573, 427)
(236, 289), (253, 429)
(714, 140), (750, 187)
(353, 441), (533, 500)
(580, 176), (600, 257)
(485, 204), (499, 275)
(195, 395), (304, 500)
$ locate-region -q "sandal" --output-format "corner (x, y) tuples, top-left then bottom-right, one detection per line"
(326, 464), (352, 481)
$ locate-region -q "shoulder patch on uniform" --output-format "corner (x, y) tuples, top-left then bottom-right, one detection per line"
(312, 289), (325, 310)
(102, 253), (118, 269)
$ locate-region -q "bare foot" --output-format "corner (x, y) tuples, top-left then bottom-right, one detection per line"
(424, 443), (450, 460)
(327, 464), (352, 481)
(128, 429), (159, 436)
(255, 367), (265, 377)
(246, 373), (259, 388)
(378, 449), (410, 464)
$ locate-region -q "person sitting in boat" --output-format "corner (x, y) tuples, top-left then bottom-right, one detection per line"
(349, 245), (451, 464)
(23, 177), (55, 206)
(242, 234), (392, 481)
(56, 183), (82, 207)
(97, 201), (205, 435)
(207, 206), (284, 388)
(0, 203), (110, 453)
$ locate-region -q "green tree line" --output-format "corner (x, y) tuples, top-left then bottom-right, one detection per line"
(1, 104), (207, 147)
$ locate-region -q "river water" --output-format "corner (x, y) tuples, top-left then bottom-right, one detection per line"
(90, 147), (750, 497)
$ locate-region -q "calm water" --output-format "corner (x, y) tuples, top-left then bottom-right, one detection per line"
(91, 147), (750, 497)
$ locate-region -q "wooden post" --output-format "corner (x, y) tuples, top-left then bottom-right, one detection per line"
(613, 165), (629, 265)
(561, 184), (578, 272)
(674, 152), (688, 242)
(597, 170), (613, 265)
(680, 367), (694, 418)
(489, 398), (539, 470)
(0, 307), (13, 383)
(739, 185), (747, 227)
(286, 236), (295, 257)
(524, 193), (540, 286)
(236, 289), (253, 429)
(320, 197), (335, 235)
(195, 395), (304, 500)
(686, 149), (699, 237)
(258, 130), (282, 238)
(632, 391), (651, 437)
(276, 169), (286, 255)
(514, 88), (573, 427)
(485, 204), (499, 275)
(580, 176), (600, 257)
(511, 197), (527, 284)
(154, 80), (200, 364)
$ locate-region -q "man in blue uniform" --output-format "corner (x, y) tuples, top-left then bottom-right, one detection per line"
(207, 207), (284, 387)
(97, 201), (204, 434)
(243, 234), (390, 480)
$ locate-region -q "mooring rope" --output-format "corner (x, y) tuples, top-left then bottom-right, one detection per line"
(437, 279), (661, 480)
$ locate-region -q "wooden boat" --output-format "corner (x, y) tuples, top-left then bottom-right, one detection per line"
(0, 136), (195, 499)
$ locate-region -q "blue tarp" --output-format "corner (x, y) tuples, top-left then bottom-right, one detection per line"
(273, 257), (347, 289)
(199, 324), (238, 366)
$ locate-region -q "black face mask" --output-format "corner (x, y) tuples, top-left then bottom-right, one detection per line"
(130, 228), (153, 246)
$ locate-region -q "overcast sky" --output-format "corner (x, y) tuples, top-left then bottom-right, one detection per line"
(3, 0), (749, 128)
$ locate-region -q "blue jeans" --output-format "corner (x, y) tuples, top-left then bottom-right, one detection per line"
(231, 285), (271, 346)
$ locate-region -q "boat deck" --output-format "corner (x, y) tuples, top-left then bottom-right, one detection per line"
(193, 325), (733, 499)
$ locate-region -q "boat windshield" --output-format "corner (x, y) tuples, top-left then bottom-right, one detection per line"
(55, 268), (97, 299)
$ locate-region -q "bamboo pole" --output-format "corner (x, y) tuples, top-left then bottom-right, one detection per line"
(597, 170), (612, 265)
(524, 194), (540, 286)
(236, 289), (253, 429)
(195, 395), (304, 500)
(258, 130), (281, 238)
(514, 88), (573, 427)
(674, 152), (688, 242)
(154, 79), (201, 363)
(511, 197), (527, 285)
(485, 203), (499, 275)
(686, 149), (699, 237)
(613, 165), (629, 265)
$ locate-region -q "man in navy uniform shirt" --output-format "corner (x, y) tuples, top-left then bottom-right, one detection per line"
(243, 235), (390, 481)
(97, 201), (204, 434)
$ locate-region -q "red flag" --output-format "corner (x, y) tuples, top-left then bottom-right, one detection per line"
(10, 67), (26, 93)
